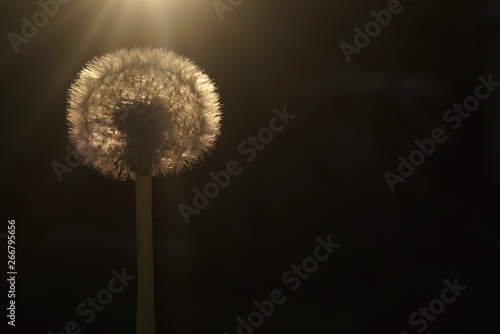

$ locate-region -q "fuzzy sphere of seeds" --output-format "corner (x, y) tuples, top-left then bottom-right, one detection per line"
(67, 47), (221, 180)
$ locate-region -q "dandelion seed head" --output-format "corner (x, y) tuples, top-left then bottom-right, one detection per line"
(67, 47), (221, 180)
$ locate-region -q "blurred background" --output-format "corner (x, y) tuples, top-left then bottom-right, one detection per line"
(1, 0), (499, 333)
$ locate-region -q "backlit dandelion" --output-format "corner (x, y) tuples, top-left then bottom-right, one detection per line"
(67, 47), (221, 180)
(66, 47), (222, 334)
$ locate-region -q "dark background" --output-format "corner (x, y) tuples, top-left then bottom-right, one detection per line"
(1, 0), (499, 333)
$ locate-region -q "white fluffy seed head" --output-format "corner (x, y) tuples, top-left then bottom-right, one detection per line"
(67, 47), (221, 180)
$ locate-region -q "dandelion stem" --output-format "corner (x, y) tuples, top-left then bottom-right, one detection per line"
(135, 173), (155, 334)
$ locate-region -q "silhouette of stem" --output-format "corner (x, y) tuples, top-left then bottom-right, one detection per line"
(135, 174), (155, 334)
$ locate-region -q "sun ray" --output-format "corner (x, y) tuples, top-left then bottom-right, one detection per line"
(1, 0), (118, 168)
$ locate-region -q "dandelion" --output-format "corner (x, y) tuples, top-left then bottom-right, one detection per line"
(66, 47), (221, 334)
(67, 47), (221, 180)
